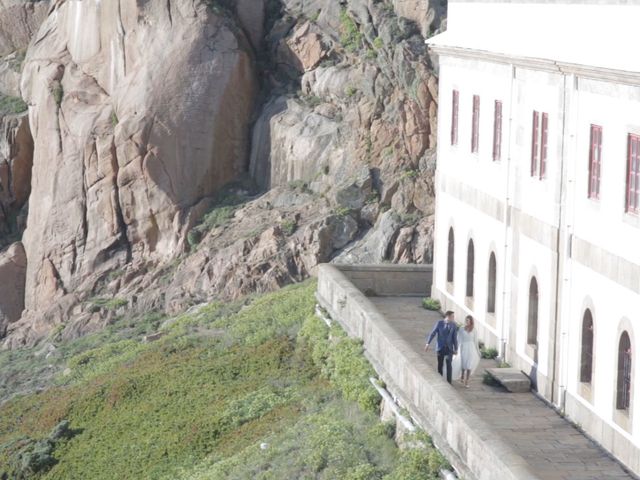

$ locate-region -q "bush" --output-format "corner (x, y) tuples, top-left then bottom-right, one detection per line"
(340, 10), (363, 52)
(90, 297), (128, 312)
(280, 219), (297, 236)
(0, 93), (27, 114)
(481, 347), (499, 359)
(421, 298), (441, 311)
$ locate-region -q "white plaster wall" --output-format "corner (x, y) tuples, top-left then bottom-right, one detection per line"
(570, 81), (640, 265)
(436, 56), (512, 203)
(565, 262), (640, 443)
(512, 234), (555, 378)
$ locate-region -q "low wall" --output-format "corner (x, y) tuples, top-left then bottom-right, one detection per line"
(334, 264), (433, 297)
(317, 264), (540, 480)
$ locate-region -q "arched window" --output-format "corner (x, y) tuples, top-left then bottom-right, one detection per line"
(487, 252), (497, 313)
(446, 228), (455, 283)
(617, 331), (632, 410)
(580, 310), (594, 383)
(527, 277), (538, 346)
(466, 240), (475, 297)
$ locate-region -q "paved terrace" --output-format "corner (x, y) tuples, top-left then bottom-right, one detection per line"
(317, 264), (636, 480)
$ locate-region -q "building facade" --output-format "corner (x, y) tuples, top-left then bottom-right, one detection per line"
(428, 0), (640, 473)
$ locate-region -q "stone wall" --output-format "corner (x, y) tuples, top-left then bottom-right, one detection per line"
(335, 264), (433, 297)
(316, 264), (541, 480)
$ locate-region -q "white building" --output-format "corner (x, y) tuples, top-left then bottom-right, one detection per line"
(428, 0), (640, 473)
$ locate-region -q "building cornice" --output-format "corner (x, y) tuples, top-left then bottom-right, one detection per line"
(429, 44), (640, 86)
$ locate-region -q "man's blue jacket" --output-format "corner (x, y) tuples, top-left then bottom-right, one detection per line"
(426, 320), (458, 354)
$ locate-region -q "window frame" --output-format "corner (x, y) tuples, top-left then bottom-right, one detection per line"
(580, 310), (594, 384)
(617, 331), (632, 411)
(588, 125), (603, 199)
(531, 111), (539, 177)
(540, 113), (548, 179)
(626, 134), (640, 214)
(471, 95), (480, 154)
(451, 90), (459, 146)
(493, 101), (503, 162)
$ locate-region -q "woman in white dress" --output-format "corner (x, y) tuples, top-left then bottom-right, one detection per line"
(452, 315), (481, 387)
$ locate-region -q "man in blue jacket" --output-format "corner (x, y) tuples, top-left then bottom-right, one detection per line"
(424, 310), (458, 384)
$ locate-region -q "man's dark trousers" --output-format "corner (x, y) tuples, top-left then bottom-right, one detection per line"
(437, 351), (453, 384)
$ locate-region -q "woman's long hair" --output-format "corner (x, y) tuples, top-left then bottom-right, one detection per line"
(465, 315), (474, 332)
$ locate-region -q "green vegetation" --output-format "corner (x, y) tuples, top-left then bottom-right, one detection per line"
(421, 298), (441, 311)
(110, 111), (119, 127)
(373, 37), (384, 50)
(280, 219), (297, 236)
(89, 297), (128, 312)
(0, 93), (28, 115)
(481, 347), (499, 359)
(287, 179), (311, 193)
(51, 83), (63, 107)
(187, 180), (255, 247)
(401, 168), (419, 180)
(0, 281), (449, 480)
(334, 206), (353, 219)
(309, 9), (321, 23)
(345, 85), (358, 98)
(340, 10), (363, 52)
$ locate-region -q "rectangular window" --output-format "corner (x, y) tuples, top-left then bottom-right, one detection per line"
(493, 101), (502, 161)
(627, 134), (640, 213)
(530, 111), (549, 179)
(451, 90), (459, 146)
(540, 113), (548, 178)
(588, 125), (602, 199)
(471, 95), (480, 153)
(531, 111), (539, 176)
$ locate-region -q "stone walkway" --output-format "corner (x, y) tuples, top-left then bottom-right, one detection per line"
(371, 296), (636, 480)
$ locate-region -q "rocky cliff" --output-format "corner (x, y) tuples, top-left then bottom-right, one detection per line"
(0, 0), (443, 347)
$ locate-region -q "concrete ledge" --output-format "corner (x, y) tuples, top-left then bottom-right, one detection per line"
(333, 263), (433, 297)
(317, 263), (541, 480)
(485, 368), (531, 393)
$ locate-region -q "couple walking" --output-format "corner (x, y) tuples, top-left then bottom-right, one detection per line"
(424, 311), (481, 387)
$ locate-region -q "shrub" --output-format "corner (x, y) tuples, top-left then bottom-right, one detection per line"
(0, 93), (28, 114)
(373, 36), (384, 49)
(51, 83), (63, 107)
(340, 10), (363, 52)
(421, 298), (441, 311)
(345, 86), (358, 97)
(334, 206), (352, 218)
(481, 347), (499, 359)
(280, 219), (297, 236)
(90, 297), (128, 312)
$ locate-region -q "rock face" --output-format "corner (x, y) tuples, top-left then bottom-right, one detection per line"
(0, 0), (50, 57)
(0, 113), (32, 240)
(18, 0), (256, 316)
(0, 242), (26, 336)
(2, 0), (442, 347)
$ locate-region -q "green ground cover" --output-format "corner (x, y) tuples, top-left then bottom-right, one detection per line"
(0, 281), (447, 480)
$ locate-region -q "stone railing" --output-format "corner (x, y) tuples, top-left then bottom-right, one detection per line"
(316, 263), (540, 480)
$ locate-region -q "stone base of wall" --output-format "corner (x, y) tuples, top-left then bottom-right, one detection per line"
(565, 392), (639, 475)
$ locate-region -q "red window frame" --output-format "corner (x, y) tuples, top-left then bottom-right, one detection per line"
(588, 125), (602, 199)
(493, 100), (502, 161)
(451, 90), (459, 146)
(531, 111), (539, 177)
(627, 134), (640, 214)
(471, 95), (480, 153)
(540, 113), (548, 178)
